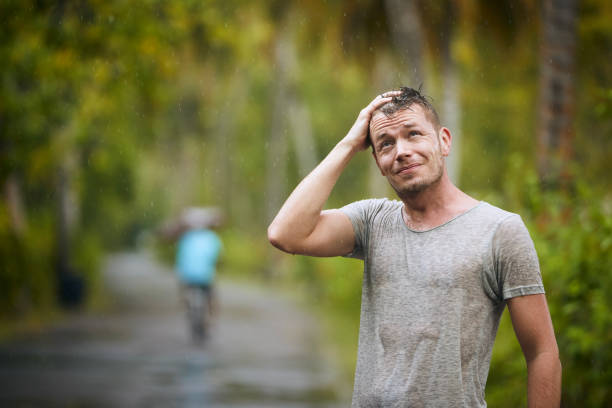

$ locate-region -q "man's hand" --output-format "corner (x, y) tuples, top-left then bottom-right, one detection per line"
(268, 91), (399, 257)
(341, 91), (402, 152)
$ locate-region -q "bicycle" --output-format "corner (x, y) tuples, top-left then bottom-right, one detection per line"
(183, 284), (212, 344)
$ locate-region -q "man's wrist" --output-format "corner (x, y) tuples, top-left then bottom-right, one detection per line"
(336, 137), (365, 156)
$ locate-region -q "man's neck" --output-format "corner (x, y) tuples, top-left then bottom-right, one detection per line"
(400, 174), (479, 231)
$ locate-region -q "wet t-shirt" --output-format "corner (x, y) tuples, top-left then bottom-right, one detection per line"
(340, 199), (544, 408)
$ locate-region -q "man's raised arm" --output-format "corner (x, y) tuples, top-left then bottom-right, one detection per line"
(267, 92), (398, 257)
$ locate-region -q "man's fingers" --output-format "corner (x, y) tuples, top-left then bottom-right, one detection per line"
(360, 90), (403, 119)
(372, 90), (401, 104)
(368, 92), (399, 110)
(380, 90), (402, 98)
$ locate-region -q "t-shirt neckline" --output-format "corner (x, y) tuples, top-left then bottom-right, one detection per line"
(399, 201), (485, 233)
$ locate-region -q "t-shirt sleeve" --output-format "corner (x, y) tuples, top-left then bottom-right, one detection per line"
(491, 214), (545, 301)
(339, 199), (379, 260)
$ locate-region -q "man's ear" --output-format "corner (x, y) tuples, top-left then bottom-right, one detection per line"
(439, 127), (452, 157)
(371, 149), (385, 176)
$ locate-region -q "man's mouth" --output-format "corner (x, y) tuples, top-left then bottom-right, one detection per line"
(396, 163), (421, 174)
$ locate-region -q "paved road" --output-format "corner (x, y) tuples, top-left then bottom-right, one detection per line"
(0, 252), (347, 407)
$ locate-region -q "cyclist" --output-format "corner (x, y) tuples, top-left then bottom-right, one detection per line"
(174, 207), (223, 343)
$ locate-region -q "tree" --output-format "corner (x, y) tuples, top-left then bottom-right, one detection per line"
(384, 0), (426, 85)
(537, 0), (578, 187)
(265, 4), (318, 223)
(439, 0), (461, 185)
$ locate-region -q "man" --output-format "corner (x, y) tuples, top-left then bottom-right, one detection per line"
(268, 87), (561, 407)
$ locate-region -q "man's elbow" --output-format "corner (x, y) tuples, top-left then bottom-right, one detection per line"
(525, 348), (562, 375)
(525, 340), (560, 364)
(267, 224), (295, 254)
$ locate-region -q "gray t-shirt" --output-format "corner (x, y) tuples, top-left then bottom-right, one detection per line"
(340, 199), (544, 407)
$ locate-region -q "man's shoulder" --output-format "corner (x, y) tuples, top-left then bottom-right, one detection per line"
(340, 197), (402, 216)
(473, 201), (511, 215)
(470, 201), (528, 234)
(339, 198), (402, 230)
(345, 197), (402, 209)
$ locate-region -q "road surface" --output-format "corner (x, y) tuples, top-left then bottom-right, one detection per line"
(0, 252), (348, 407)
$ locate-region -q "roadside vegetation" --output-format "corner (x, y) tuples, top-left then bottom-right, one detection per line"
(1, 1), (610, 405)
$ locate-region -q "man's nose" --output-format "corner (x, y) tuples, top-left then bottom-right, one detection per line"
(395, 138), (413, 160)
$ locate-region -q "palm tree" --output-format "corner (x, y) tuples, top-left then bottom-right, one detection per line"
(536, 0), (578, 187)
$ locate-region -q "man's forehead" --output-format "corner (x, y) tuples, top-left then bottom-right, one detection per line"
(370, 105), (429, 135)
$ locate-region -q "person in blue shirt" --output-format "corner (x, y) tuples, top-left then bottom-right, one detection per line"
(176, 228), (222, 288)
(173, 207), (223, 342)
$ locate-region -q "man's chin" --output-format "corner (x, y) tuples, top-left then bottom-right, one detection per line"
(390, 173), (443, 198)
(390, 179), (428, 197)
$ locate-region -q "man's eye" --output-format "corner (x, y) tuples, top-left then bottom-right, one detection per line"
(380, 140), (393, 149)
(409, 131), (420, 136)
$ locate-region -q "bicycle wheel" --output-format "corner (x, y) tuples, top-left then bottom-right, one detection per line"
(185, 286), (208, 343)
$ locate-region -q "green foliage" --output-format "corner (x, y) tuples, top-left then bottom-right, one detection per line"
(0, 0), (610, 403)
(220, 229), (269, 277)
(0, 0), (244, 318)
(530, 191), (611, 406)
(481, 161), (612, 407)
(0, 203), (55, 319)
(486, 311), (527, 406)
(576, 0), (612, 188)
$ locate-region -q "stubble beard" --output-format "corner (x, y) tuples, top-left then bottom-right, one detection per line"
(389, 157), (445, 201)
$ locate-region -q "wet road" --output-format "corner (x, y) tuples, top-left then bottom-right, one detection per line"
(0, 252), (347, 407)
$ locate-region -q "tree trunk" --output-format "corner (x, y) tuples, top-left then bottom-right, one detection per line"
(288, 99), (317, 178)
(266, 11), (317, 221)
(537, 0), (578, 187)
(442, 61), (461, 185)
(440, 1), (462, 186)
(384, 0), (425, 86)
(4, 173), (27, 236)
(56, 159), (85, 307)
(213, 70), (247, 222)
(265, 26), (291, 225)
(369, 52), (397, 198)
(282, 15), (318, 179)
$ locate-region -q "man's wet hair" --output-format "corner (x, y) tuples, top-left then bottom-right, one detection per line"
(368, 87), (441, 149)
(378, 86), (440, 129)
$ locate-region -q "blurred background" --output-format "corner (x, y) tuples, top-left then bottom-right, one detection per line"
(1, 0), (610, 406)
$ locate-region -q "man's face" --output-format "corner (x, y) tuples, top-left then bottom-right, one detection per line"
(369, 104), (451, 197)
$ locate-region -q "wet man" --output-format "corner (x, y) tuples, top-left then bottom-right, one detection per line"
(268, 87), (561, 407)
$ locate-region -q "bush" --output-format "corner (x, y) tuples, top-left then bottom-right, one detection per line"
(531, 190), (611, 406)
(486, 163), (612, 407)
